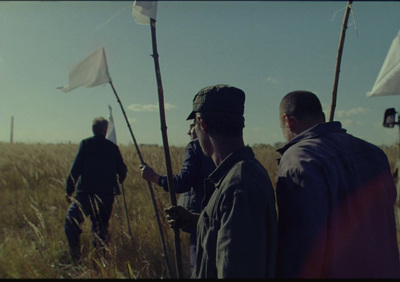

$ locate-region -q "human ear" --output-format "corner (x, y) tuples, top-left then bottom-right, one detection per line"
(283, 114), (295, 130)
(200, 120), (208, 134)
(196, 115), (207, 134)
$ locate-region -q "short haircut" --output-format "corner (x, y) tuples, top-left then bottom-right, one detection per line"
(280, 90), (325, 121)
(92, 117), (108, 136)
(199, 111), (245, 138)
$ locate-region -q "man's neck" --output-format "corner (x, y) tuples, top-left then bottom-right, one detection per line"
(211, 136), (244, 166)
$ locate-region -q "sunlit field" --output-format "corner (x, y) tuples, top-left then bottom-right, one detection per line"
(0, 142), (399, 278)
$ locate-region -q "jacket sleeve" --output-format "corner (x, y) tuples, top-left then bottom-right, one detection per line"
(159, 141), (201, 193)
(66, 141), (84, 196)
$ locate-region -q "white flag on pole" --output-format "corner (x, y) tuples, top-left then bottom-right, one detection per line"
(107, 105), (117, 145)
(58, 47), (111, 92)
(132, 0), (157, 25)
(367, 29), (400, 97)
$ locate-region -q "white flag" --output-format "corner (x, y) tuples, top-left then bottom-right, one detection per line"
(107, 105), (117, 145)
(58, 47), (111, 92)
(367, 29), (400, 97)
(132, 0), (157, 25)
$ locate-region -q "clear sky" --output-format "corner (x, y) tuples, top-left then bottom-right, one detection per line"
(1, 1), (400, 147)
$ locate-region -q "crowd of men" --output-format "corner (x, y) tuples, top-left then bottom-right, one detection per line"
(64, 84), (400, 278)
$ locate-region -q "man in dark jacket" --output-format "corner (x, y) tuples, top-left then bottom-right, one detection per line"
(65, 117), (127, 262)
(140, 122), (215, 272)
(276, 90), (400, 278)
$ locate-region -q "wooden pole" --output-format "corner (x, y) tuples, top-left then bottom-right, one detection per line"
(120, 183), (133, 239)
(150, 18), (183, 279)
(329, 0), (353, 122)
(109, 81), (173, 278)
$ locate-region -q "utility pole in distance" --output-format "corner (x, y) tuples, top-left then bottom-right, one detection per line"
(10, 116), (14, 143)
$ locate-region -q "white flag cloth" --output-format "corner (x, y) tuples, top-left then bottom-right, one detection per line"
(58, 47), (111, 92)
(132, 0), (157, 25)
(367, 29), (400, 97)
(107, 105), (117, 145)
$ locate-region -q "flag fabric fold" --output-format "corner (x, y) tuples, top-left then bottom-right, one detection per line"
(367, 29), (400, 97)
(132, 0), (157, 25)
(107, 105), (117, 145)
(58, 47), (111, 92)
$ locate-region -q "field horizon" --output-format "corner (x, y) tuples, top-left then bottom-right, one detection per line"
(1, 142), (399, 278)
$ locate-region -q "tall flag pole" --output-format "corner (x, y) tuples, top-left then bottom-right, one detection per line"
(329, 0), (353, 122)
(133, 1), (183, 278)
(58, 46), (172, 278)
(107, 105), (133, 240)
(108, 81), (173, 279)
(150, 16), (184, 280)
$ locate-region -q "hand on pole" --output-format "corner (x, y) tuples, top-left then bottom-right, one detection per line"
(165, 206), (199, 231)
(140, 163), (161, 184)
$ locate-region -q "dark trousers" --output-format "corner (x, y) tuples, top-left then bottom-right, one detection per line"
(65, 193), (114, 258)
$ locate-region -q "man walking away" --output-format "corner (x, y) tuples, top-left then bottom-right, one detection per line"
(64, 117), (127, 263)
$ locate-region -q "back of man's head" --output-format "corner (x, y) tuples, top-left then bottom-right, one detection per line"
(280, 90), (325, 123)
(92, 117), (108, 136)
(188, 84), (246, 138)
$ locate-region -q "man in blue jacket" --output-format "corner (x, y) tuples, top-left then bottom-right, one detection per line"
(276, 90), (400, 278)
(140, 122), (216, 272)
(65, 117), (127, 263)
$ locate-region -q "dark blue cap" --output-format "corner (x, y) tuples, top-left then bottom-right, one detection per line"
(186, 84), (245, 120)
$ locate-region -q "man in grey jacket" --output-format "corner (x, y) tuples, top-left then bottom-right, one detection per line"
(165, 84), (278, 278)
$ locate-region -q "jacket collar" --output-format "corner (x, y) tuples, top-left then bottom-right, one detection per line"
(93, 134), (106, 139)
(277, 121), (346, 155)
(208, 146), (255, 188)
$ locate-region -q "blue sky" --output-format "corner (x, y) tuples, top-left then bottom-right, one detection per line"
(1, 1), (400, 147)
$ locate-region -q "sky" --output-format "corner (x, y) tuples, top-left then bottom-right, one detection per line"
(1, 1), (400, 147)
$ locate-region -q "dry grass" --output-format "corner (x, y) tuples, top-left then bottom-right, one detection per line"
(0, 142), (399, 278)
(0, 142), (190, 278)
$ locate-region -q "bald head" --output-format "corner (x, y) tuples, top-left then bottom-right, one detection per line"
(279, 91), (325, 141)
(280, 90), (325, 122)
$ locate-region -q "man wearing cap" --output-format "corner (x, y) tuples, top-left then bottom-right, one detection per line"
(165, 84), (278, 278)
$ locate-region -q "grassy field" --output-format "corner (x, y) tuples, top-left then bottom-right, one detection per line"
(0, 142), (399, 278)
